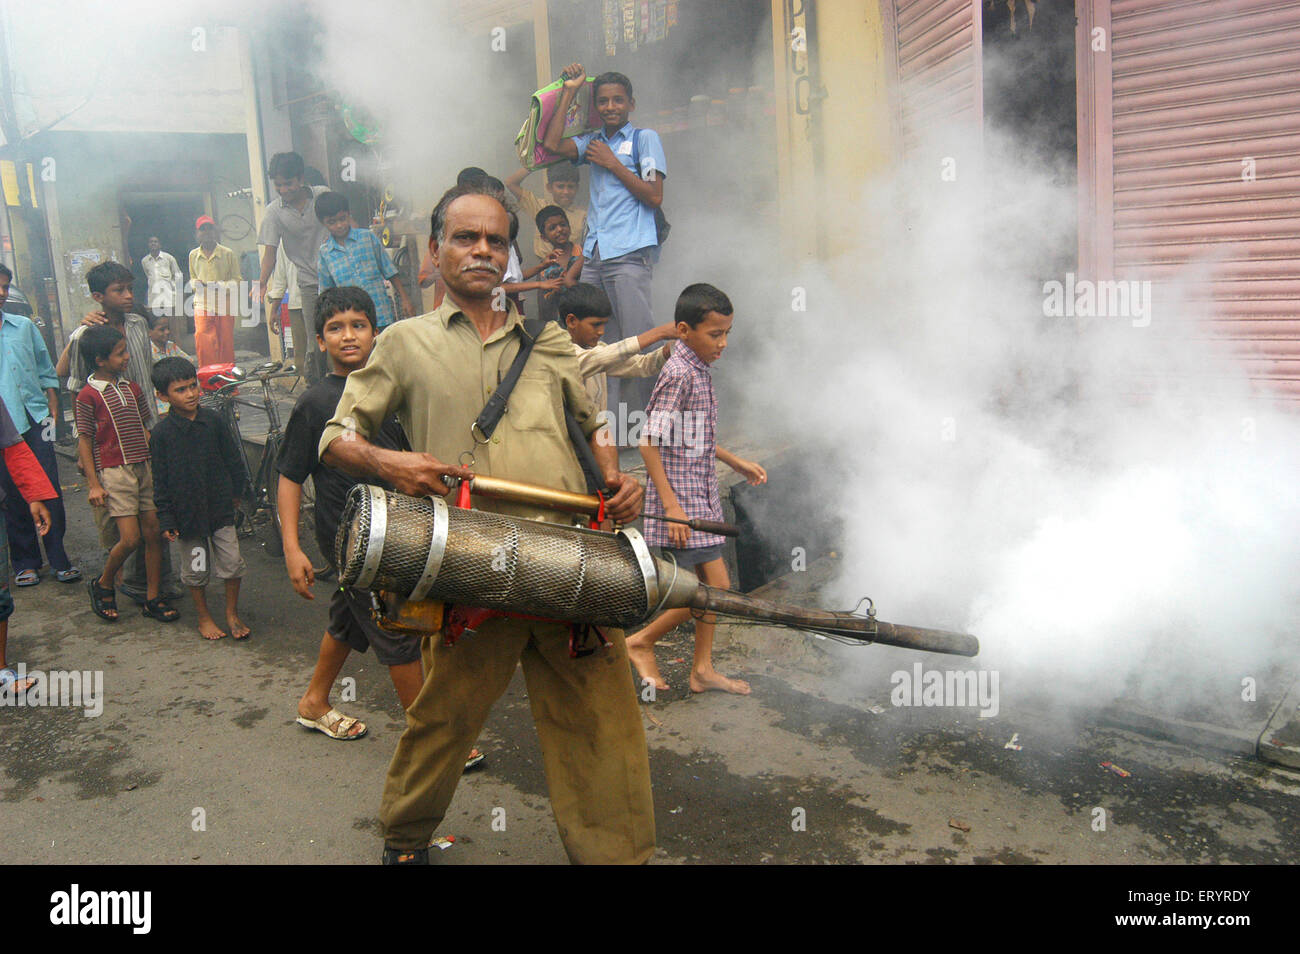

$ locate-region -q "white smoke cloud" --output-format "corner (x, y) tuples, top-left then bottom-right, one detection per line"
(736, 103), (1300, 709)
(15, 1), (1296, 713)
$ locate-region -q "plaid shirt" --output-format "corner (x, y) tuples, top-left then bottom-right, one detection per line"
(317, 227), (400, 328)
(642, 344), (724, 549)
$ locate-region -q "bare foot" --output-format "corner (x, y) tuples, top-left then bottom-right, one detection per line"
(198, 617), (227, 641)
(690, 668), (751, 695)
(227, 616), (250, 640)
(626, 641), (668, 691)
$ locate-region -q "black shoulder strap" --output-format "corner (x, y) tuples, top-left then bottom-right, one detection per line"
(473, 317), (546, 441)
(566, 406), (607, 494)
(473, 317), (607, 494)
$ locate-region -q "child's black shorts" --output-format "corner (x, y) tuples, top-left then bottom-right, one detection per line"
(328, 586), (422, 667)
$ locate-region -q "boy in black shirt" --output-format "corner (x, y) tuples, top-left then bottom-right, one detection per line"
(277, 288), (481, 765)
(150, 356), (250, 639)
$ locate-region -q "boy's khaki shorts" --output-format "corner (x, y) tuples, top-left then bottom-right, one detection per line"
(178, 525), (245, 587)
(98, 462), (155, 518)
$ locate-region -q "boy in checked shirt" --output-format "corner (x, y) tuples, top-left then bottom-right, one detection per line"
(625, 284), (765, 695)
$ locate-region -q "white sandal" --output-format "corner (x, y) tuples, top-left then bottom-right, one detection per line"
(295, 708), (368, 740)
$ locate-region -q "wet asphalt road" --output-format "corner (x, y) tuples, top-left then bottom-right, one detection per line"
(2, 458), (1298, 865)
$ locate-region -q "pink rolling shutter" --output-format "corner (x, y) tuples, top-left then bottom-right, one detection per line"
(886, 0), (984, 168)
(1109, 0), (1300, 399)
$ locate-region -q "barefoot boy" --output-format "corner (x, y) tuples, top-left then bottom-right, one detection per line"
(150, 356), (250, 640)
(76, 326), (176, 623)
(276, 286), (484, 764)
(625, 283), (765, 694)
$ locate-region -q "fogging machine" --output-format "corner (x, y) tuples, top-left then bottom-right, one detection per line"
(336, 478), (978, 658)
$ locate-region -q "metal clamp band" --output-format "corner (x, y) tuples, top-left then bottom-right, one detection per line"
(619, 527), (657, 615)
(647, 550), (679, 622)
(356, 485), (388, 589)
(409, 496), (450, 602)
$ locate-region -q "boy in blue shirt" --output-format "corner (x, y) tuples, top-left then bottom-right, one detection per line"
(315, 192), (414, 329)
(542, 63), (667, 417)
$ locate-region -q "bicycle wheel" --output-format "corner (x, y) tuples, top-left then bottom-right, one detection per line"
(257, 438), (286, 558)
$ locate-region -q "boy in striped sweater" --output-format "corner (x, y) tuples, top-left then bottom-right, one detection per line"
(75, 325), (177, 624)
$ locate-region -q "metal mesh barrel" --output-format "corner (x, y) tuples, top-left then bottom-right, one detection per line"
(337, 485), (653, 628)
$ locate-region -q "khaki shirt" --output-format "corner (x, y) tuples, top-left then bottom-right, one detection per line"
(573, 336), (667, 414)
(320, 297), (601, 523)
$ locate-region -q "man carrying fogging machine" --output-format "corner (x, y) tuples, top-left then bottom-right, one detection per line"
(323, 181), (980, 866)
(320, 181), (655, 866)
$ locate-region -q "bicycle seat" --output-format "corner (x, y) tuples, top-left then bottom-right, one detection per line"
(250, 360), (283, 376)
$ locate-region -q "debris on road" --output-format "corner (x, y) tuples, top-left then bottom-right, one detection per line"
(1004, 733), (1022, 751)
(1100, 761), (1131, 778)
(431, 836), (456, 850)
(948, 818), (971, 833)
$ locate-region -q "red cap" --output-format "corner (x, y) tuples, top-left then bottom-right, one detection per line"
(195, 215), (216, 229)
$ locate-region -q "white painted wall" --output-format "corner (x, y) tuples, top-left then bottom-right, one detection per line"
(4, 4), (247, 138)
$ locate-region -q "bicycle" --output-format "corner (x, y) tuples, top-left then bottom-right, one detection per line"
(202, 361), (334, 580)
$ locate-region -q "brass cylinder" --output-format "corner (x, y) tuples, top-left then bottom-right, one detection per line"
(466, 475), (601, 516)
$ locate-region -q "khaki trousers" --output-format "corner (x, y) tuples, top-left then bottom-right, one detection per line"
(380, 617), (656, 864)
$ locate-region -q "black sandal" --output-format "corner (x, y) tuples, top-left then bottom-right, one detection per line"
(382, 846), (429, 865)
(88, 579), (119, 622)
(141, 597), (180, 623)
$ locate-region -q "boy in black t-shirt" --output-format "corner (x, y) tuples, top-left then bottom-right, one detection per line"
(276, 288), (483, 766)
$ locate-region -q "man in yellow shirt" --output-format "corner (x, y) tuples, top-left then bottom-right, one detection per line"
(321, 181), (654, 865)
(188, 215), (241, 366)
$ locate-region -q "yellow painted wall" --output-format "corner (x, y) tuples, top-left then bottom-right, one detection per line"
(815, 2), (895, 258)
(769, 1), (897, 269)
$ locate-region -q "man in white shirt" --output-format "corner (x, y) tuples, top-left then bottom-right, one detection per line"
(266, 241), (305, 370)
(141, 236), (183, 315)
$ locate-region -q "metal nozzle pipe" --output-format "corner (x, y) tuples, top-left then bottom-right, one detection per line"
(690, 586), (980, 657)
